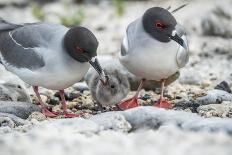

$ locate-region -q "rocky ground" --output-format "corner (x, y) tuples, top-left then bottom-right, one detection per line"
(0, 0), (232, 155)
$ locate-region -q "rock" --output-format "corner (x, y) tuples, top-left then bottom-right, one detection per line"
(46, 118), (100, 134)
(174, 89), (232, 112)
(197, 101), (232, 118)
(0, 116), (15, 128)
(90, 112), (131, 132)
(0, 83), (31, 102)
(201, 4), (232, 38)
(27, 112), (46, 121)
(0, 64), (31, 102)
(196, 89), (232, 105)
(0, 112), (29, 126)
(179, 69), (203, 85)
(0, 0), (28, 7)
(215, 81), (231, 93)
(121, 107), (232, 134)
(54, 90), (81, 101)
(0, 102), (41, 119)
(73, 82), (89, 92)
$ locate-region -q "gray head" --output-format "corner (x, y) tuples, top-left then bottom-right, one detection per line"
(64, 26), (98, 62)
(64, 26), (107, 83)
(89, 69), (130, 106)
(142, 7), (184, 47)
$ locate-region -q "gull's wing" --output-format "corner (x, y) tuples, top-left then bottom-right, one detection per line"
(176, 24), (189, 68)
(0, 20), (64, 70)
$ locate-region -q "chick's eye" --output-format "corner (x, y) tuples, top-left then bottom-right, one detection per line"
(155, 22), (165, 29)
(111, 85), (115, 89)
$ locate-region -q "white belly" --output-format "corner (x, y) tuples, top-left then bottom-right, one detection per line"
(6, 61), (89, 90)
(4, 47), (90, 90)
(120, 39), (180, 81)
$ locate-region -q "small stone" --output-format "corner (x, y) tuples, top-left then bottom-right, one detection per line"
(0, 117), (15, 128)
(27, 112), (46, 121)
(48, 96), (60, 105)
(215, 81), (232, 93)
(52, 105), (62, 113)
(40, 94), (48, 104)
(197, 101), (232, 118)
(67, 101), (78, 109)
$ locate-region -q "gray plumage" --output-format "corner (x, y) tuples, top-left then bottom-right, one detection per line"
(0, 20), (58, 70)
(85, 59), (130, 106)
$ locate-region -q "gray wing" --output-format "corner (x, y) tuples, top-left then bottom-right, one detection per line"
(176, 24), (189, 68)
(120, 19), (138, 56)
(0, 20), (64, 70)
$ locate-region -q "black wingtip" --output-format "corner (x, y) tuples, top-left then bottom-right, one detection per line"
(171, 3), (188, 13)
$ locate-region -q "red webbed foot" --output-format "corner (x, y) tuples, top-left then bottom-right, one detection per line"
(41, 108), (58, 118)
(154, 99), (172, 109)
(117, 98), (139, 110)
(63, 112), (83, 118)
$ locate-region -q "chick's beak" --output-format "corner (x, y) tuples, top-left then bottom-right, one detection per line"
(89, 57), (109, 84)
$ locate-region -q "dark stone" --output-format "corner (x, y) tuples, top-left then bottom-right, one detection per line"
(140, 94), (151, 101)
(0, 101), (41, 119)
(48, 96), (60, 105)
(0, 112), (28, 126)
(215, 81), (231, 93)
(54, 91), (82, 101)
(173, 100), (200, 112)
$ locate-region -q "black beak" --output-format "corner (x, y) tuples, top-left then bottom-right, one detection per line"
(89, 57), (109, 84)
(168, 30), (184, 47)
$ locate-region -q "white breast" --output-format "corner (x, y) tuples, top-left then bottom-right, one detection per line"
(120, 19), (180, 81)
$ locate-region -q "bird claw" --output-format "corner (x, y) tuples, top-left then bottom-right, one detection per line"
(63, 112), (83, 118)
(117, 98), (139, 110)
(42, 108), (58, 118)
(154, 99), (172, 109)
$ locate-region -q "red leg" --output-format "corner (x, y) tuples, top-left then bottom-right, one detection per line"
(154, 79), (172, 109)
(33, 86), (58, 117)
(117, 79), (146, 110)
(59, 90), (83, 118)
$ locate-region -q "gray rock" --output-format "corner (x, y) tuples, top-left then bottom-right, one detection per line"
(46, 118), (100, 134)
(197, 101), (232, 118)
(120, 107), (232, 134)
(0, 112), (29, 126)
(179, 69), (203, 85)
(0, 102), (41, 119)
(0, 83), (31, 102)
(90, 112), (131, 132)
(201, 4), (232, 38)
(215, 81), (231, 93)
(196, 89), (232, 105)
(0, 116), (15, 128)
(174, 89), (232, 111)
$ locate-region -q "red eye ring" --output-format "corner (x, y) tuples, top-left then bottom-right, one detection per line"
(155, 22), (164, 29)
(76, 46), (84, 53)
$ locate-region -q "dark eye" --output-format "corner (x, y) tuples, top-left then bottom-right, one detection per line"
(155, 21), (165, 29)
(111, 85), (115, 89)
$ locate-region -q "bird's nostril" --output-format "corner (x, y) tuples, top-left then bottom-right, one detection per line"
(111, 85), (115, 89)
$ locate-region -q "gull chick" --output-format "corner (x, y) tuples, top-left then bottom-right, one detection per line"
(85, 67), (130, 107)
